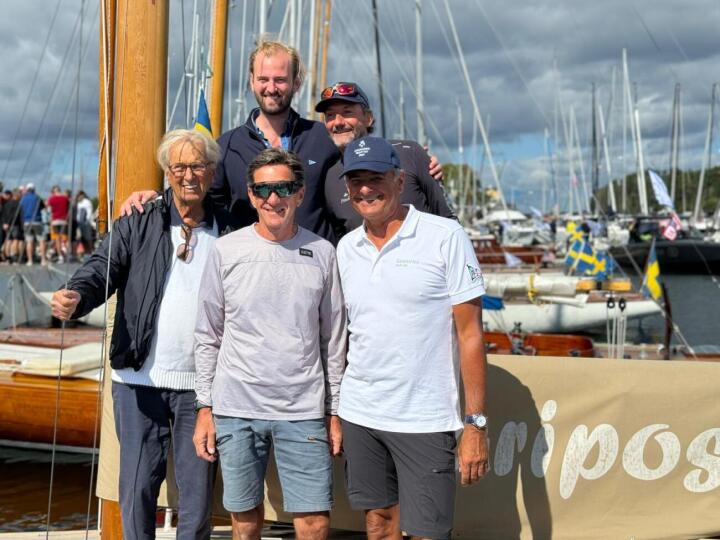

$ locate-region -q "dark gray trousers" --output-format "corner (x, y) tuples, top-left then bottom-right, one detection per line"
(112, 382), (213, 540)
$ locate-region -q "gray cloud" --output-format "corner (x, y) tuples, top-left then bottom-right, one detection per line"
(0, 0), (717, 212)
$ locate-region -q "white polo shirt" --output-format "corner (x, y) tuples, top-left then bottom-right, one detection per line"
(337, 205), (485, 433)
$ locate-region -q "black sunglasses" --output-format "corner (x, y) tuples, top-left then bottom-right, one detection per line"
(250, 180), (302, 199)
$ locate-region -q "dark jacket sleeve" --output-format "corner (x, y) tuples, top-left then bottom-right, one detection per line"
(410, 142), (457, 220)
(65, 214), (133, 318)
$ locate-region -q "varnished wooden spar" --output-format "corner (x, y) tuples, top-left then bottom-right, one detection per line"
(99, 0), (169, 536)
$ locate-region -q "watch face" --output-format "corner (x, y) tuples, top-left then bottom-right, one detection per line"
(474, 414), (487, 428)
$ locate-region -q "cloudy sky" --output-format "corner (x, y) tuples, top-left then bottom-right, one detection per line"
(1, 0), (718, 212)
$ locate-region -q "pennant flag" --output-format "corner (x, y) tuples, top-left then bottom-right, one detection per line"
(481, 295), (504, 310)
(194, 89), (213, 137)
(641, 239), (662, 301)
(648, 169), (675, 210)
(503, 251), (523, 268)
(565, 239), (595, 274)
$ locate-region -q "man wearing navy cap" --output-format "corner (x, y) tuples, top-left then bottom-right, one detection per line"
(316, 82), (455, 239)
(336, 136), (489, 540)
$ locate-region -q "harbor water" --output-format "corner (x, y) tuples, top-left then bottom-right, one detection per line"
(0, 274), (718, 532)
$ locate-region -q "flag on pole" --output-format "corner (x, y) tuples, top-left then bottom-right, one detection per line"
(648, 169), (675, 210)
(662, 211), (683, 241)
(194, 89), (213, 137)
(565, 239), (596, 273)
(641, 239), (662, 301)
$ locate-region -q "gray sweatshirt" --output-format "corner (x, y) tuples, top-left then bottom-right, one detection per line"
(194, 225), (347, 420)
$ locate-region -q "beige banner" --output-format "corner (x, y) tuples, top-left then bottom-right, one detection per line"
(98, 354), (720, 539)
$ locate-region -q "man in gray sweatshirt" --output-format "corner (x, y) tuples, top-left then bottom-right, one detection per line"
(193, 148), (346, 540)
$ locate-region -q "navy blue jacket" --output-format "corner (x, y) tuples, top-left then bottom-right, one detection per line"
(66, 189), (235, 370)
(210, 107), (340, 243)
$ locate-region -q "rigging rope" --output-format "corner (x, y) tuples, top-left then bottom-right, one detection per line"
(1, 0), (65, 180)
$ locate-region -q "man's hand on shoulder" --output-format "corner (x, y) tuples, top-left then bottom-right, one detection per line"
(458, 425), (489, 486)
(119, 190), (160, 217)
(424, 145), (444, 182)
(193, 408), (217, 462)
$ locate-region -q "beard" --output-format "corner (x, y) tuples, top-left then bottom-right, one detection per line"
(254, 89), (294, 116)
(331, 124), (368, 151)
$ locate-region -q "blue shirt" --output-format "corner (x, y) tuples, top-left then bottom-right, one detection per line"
(251, 108), (292, 150)
(20, 192), (43, 222)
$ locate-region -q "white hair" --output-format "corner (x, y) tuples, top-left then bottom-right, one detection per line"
(156, 129), (220, 170)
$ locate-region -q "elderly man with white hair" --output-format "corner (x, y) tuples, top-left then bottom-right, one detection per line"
(50, 128), (236, 540)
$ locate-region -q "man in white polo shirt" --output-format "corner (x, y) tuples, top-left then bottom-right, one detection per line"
(336, 136), (489, 540)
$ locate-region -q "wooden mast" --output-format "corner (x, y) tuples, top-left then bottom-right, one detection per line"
(308, 0), (323, 120)
(319, 0), (332, 97)
(99, 1), (168, 538)
(97, 0), (115, 236)
(208, 0), (228, 137)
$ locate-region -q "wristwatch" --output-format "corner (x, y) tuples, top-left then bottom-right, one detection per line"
(464, 412), (488, 430)
(194, 400), (211, 413)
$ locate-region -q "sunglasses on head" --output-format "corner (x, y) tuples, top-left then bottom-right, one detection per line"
(250, 180), (302, 199)
(320, 82), (358, 100)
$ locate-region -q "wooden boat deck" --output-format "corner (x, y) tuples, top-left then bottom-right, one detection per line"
(0, 327), (104, 349)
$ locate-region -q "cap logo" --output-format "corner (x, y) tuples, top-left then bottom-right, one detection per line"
(354, 140), (370, 157)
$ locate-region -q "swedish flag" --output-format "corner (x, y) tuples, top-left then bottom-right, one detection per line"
(592, 251), (615, 281)
(565, 239), (595, 273)
(194, 89), (213, 137)
(641, 240), (662, 301)
(566, 221), (585, 243)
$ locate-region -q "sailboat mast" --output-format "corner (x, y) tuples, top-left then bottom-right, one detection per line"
(669, 83), (680, 204)
(99, 2), (169, 536)
(591, 83), (599, 214)
(693, 84), (717, 224)
(415, 0), (426, 146)
(372, 0), (386, 138)
(319, 0), (332, 94)
(443, 0), (507, 211)
(97, 0), (116, 236)
(621, 49), (628, 213)
(208, 0), (228, 137)
(597, 103), (617, 213)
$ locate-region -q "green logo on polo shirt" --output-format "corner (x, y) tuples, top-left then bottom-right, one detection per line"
(466, 264), (483, 284)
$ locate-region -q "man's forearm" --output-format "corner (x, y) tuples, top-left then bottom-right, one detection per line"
(459, 334), (487, 414)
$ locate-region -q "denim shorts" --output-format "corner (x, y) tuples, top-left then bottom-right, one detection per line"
(214, 416), (333, 513)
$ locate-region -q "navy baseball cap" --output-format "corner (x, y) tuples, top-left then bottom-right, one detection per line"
(315, 82), (371, 113)
(341, 137), (401, 177)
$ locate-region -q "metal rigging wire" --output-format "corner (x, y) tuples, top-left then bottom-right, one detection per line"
(1, 0), (65, 180)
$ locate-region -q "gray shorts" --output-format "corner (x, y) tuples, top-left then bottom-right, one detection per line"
(214, 416), (333, 514)
(341, 419), (457, 540)
(23, 222), (43, 242)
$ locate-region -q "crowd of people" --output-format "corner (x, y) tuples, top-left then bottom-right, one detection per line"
(0, 183), (96, 265)
(50, 37), (488, 540)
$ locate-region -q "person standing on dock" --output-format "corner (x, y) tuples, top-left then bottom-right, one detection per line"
(336, 136), (489, 540)
(193, 148), (346, 540)
(50, 129), (235, 540)
(20, 183), (47, 266)
(315, 81), (454, 238)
